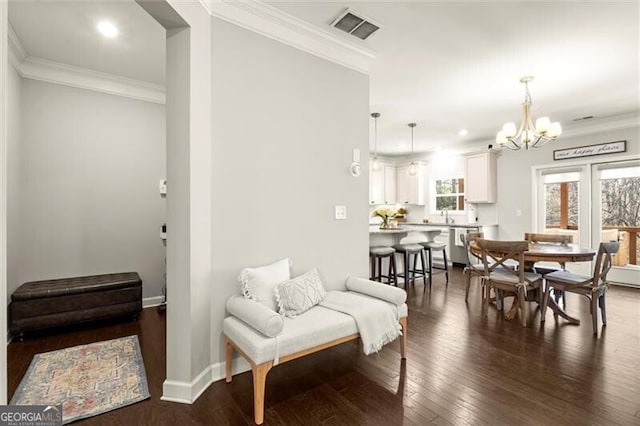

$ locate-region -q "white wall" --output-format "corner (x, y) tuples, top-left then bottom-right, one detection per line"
(6, 63), (20, 296)
(18, 79), (166, 298)
(482, 125), (640, 240)
(209, 17), (369, 364)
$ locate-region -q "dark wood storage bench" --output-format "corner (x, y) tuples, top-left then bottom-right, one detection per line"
(9, 272), (142, 339)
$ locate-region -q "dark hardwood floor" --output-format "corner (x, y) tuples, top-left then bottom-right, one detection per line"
(8, 267), (640, 425)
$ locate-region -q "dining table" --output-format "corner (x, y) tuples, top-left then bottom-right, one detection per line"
(471, 241), (597, 324)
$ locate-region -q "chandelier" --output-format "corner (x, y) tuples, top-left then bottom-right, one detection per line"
(496, 76), (562, 150)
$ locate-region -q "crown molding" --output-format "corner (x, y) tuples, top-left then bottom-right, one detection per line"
(8, 24), (26, 67)
(8, 27), (165, 105)
(202, 0), (375, 74)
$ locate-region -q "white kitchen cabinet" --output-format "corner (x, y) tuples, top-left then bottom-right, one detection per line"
(464, 151), (497, 203)
(396, 164), (425, 205)
(369, 166), (384, 205)
(369, 164), (397, 205)
(383, 166), (396, 204)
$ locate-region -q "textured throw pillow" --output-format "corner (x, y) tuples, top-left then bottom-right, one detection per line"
(238, 258), (292, 312)
(276, 268), (327, 318)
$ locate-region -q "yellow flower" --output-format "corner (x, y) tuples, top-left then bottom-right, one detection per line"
(372, 207), (398, 219)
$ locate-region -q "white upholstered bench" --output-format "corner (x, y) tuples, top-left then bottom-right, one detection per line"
(223, 276), (408, 424)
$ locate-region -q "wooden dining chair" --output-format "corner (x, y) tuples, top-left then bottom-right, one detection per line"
(461, 232), (484, 302)
(541, 241), (619, 337)
(476, 239), (543, 327)
(524, 232), (574, 307)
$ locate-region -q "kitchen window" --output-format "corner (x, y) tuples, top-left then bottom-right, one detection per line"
(435, 178), (465, 211)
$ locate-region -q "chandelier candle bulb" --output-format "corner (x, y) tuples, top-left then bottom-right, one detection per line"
(548, 122), (562, 138)
(535, 116), (551, 132)
(503, 122), (517, 138)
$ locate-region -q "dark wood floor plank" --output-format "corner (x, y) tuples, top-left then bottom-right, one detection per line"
(7, 267), (640, 425)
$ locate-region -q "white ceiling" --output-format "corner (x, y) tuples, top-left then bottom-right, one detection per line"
(8, 1), (639, 155)
(268, 1), (639, 154)
(9, 1), (165, 85)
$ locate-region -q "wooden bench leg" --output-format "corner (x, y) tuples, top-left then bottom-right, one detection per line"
(399, 317), (408, 359)
(252, 361), (273, 425)
(225, 336), (234, 383)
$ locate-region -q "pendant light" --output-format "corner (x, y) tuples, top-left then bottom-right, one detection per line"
(371, 112), (381, 171)
(408, 122), (417, 176)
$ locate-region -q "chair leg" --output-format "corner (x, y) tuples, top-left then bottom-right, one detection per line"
(420, 249), (427, 287)
(403, 252), (410, 288)
(370, 255), (375, 281)
(390, 255), (398, 286)
(464, 269), (471, 302)
(399, 316), (408, 359)
(483, 283), (490, 317)
(412, 253), (419, 285)
(225, 336), (234, 383)
(427, 248), (433, 289)
(377, 256), (383, 282)
(518, 289), (527, 327)
(599, 293), (607, 326)
(252, 361), (273, 425)
(442, 248), (449, 285)
(591, 295), (599, 337)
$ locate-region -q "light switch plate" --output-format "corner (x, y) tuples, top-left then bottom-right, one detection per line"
(335, 205), (347, 220)
(159, 179), (167, 195)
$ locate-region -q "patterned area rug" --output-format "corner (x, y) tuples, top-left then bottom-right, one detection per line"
(10, 335), (150, 424)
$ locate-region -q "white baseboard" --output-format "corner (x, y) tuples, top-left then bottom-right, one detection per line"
(142, 296), (165, 308)
(160, 357), (251, 404)
(161, 365), (214, 404)
(210, 355), (252, 382)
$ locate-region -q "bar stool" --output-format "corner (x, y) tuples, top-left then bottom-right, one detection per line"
(392, 244), (428, 287)
(419, 241), (449, 288)
(369, 246), (398, 285)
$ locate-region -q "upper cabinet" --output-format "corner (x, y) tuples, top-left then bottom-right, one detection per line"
(465, 152), (497, 203)
(369, 164), (397, 205)
(397, 164), (425, 205)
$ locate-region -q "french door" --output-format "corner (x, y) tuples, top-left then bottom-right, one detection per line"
(536, 160), (640, 286)
(591, 160), (640, 285)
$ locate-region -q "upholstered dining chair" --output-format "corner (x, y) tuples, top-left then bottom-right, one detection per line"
(524, 232), (574, 307)
(541, 241), (619, 337)
(461, 232), (484, 302)
(476, 239), (543, 327)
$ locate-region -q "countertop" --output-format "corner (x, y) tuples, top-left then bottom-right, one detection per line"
(369, 225), (443, 234)
(405, 222), (498, 229)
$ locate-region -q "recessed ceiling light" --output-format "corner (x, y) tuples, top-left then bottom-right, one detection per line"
(97, 21), (118, 38)
(458, 129), (468, 137)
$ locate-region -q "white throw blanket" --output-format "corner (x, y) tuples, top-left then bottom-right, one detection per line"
(319, 291), (402, 355)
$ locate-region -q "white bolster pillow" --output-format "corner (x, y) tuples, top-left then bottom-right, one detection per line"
(345, 276), (407, 306)
(226, 295), (284, 337)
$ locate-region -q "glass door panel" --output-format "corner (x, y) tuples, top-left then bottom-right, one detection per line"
(536, 167), (590, 275)
(592, 161), (640, 285)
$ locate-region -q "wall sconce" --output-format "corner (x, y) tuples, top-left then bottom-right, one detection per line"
(350, 148), (361, 177)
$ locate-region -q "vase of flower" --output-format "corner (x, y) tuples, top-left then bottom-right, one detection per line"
(372, 207), (398, 230)
(380, 216), (390, 229)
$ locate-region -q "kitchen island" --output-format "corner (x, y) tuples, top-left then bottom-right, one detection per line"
(407, 222), (498, 266)
(369, 225), (442, 247)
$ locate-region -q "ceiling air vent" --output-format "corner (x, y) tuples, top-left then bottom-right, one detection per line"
(331, 9), (381, 40)
(572, 115), (595, 122)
